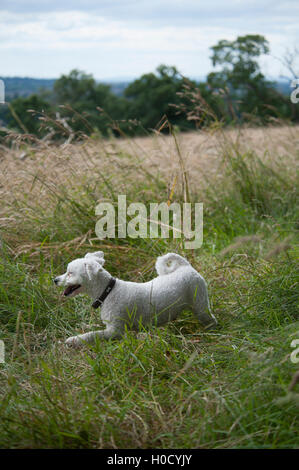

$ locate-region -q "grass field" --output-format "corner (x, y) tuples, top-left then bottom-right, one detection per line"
(0, 124), (298, 448)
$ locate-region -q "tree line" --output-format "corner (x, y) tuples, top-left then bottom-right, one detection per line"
(1, 35), (298, 140)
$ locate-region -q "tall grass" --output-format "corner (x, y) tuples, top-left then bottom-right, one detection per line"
(0, 120), (298, 448)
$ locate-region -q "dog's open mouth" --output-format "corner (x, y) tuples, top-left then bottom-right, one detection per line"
(64, 284), (81, 296)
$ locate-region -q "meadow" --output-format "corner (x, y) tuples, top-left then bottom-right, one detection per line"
(0, 123), (298, 448)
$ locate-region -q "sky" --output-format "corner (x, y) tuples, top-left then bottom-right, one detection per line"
(1, 0), (298, 80)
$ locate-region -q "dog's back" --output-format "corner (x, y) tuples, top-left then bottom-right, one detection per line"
(155, 253), (191, 276)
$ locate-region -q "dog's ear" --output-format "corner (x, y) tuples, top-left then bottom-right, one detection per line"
(84, 251), (105, 266)
(84, 259), (103, 281)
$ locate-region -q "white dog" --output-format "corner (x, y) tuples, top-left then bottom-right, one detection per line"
(54, 251), (217, 347)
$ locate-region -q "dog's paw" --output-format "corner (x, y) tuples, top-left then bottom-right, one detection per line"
(65, 336), (81, 348)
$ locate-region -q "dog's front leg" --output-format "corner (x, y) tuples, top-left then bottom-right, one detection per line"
(65, 327), (122, 347)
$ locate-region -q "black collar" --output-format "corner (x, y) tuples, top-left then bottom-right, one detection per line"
(92, 277), (116, 309)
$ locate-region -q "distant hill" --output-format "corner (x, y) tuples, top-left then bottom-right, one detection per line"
(0, 75), (292, 103)
(0, 77), (131, 101)
(273, 78), (291, 96)
(0, 77), (56, 101)
(103, 81), (130, 96)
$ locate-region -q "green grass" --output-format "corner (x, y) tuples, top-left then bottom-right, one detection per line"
(0, 128), (298, 448)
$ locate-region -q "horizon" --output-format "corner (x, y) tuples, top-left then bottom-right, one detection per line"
(0, 73), (292, 83)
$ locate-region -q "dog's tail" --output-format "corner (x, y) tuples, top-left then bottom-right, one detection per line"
(155, 253), (190, 276)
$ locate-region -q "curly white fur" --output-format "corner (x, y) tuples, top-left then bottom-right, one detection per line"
(54, 251), (217, 347)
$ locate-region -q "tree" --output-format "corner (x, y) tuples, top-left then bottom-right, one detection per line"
(53, 69), (127, 136)
(7, 94), (50, 135)
(124, 65), (192, 132)
(278, 46), (299, 80)
(207, 35), (284, 121)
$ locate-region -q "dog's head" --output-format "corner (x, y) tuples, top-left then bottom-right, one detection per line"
(54, 251), (105, 297)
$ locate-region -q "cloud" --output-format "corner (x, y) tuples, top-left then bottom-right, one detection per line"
(2, 1), (299, 26)
(0, 1), (298, 78)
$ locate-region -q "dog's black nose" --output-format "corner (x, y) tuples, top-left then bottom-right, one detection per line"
(54, 278), (59, 285)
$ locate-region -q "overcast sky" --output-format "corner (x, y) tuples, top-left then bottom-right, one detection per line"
(1, 0), (298, 80)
